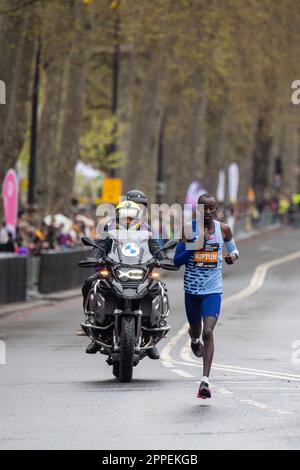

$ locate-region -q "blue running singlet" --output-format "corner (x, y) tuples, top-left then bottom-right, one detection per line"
(174, 220), (224, 295)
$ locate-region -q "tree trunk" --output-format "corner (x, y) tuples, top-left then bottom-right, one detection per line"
(252, 116), (273, 200)
(118, 45), (135, 183)
(51, 1), (91, 215)
(122, 48), (166, 204)
(0, 1), (35, 186)
(162, 75), (208, 205)
(35, 2), (73, 216)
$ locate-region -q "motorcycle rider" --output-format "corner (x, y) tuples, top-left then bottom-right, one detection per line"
(83, 196), (162, 359)
(104, 189), (149, 232)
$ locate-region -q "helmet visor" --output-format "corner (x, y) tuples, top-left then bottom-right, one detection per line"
(117, 207), (140, 219)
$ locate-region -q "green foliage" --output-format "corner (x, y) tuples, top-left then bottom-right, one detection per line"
(2, 0), (300, 204)
(80, 114), (126, 171)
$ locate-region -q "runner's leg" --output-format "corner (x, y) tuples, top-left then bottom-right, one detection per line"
(185, 293), (203, 357)
(189, 322), (202, 340)
(201, 293), (222, 378)
(185, 293), (202, 338)
(202, 316), (218, 378)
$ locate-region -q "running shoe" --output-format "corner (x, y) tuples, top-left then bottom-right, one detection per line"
(197, 381), (211, 399)
(190, 340), (203, 358)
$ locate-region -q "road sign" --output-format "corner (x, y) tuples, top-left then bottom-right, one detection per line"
(247, 188), (256, 202)
(102, 178), (122, 204)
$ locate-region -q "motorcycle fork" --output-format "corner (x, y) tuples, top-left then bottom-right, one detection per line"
(113, 300), (132, 350)
(113, 300), (142, 350)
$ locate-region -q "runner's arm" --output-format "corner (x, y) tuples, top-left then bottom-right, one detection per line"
(174, 241), (192, 267)
(221, 223), (239, 263)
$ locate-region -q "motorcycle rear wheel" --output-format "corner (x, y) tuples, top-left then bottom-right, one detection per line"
(119, 316), (135, 383)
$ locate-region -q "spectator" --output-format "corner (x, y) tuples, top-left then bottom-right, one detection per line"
(0, 222), (8, 245)
(4, 233), (16, 253)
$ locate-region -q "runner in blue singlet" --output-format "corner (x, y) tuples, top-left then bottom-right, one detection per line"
(174, 193), (240, 399)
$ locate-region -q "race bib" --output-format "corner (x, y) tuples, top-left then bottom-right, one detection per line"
(193, 243), (219, 268)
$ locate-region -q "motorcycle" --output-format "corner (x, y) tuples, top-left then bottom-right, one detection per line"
(79, 229), (178, 383)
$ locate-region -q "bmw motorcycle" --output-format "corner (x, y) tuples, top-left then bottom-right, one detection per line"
(79, 229), (178, 383)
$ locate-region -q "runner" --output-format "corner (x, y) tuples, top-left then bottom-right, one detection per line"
(174, 193), (239, 399)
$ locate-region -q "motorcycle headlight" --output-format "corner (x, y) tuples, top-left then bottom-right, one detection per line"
(115, 267), (144, 282)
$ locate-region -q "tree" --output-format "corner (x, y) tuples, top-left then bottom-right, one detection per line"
(0, 0), (35, 204)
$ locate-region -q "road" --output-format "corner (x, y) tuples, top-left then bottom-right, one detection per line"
(1, 227), (300, 450)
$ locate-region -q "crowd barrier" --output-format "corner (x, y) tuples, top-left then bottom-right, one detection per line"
(0, 255), (27, 304)
(38, 248), (92, 294)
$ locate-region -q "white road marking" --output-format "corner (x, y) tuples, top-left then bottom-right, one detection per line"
(161, 323), (188, 364)
(240, 399), (292, 415)
(180, 341), (194, 364)
(168, 354), (300, 381)
(178, 337), (300, 381)
(169, 358), (300, 382)
(161, 249), (300, 386)
(231, 387), (299, 390)
(255, 393), (300, 396)
(222, 249), (300, 310)
(212, 363), (300, 379)
(171, 369), (195, 378)
(161, 361), (173, 368)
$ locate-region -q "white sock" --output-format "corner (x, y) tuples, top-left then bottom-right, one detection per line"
(202, 376), (209, 385)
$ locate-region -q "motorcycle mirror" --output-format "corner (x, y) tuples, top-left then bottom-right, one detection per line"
(161, 240), (178, 251)
(81, 237), (99, 249)
(159, 263), (179, 271)
(154, 240), (178, 256)
(78, 258), (100, 268)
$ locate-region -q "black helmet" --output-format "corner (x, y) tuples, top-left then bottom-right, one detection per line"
(126, 189), (148, 207)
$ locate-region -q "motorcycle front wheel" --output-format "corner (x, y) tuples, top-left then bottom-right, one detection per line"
(119, 316), (135, 383)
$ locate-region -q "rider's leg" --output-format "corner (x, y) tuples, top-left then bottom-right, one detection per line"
(82, 273), (98, 309)
(146, 285), (162, 360)
(82, 274), (101, 354)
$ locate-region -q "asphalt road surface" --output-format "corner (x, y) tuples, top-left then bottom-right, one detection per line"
(1, 227), (300, 450)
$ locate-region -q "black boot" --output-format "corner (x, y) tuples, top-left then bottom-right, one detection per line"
(86, 342), (100, 354)
(147, 346), (160, 360)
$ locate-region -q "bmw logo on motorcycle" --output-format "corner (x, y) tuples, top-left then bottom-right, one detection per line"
(121, 242), (140, 257)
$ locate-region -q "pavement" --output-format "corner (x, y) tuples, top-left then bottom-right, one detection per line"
(0, 289), (82, 319)
(0, 225), (300, 449)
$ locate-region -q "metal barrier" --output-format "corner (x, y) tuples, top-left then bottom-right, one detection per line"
(38, 248), (92, 294)
(27, 256), (41, 291)
(0, 255), (27, 304)
(290, 212), (300, 228)
(234, 211), (278, 237)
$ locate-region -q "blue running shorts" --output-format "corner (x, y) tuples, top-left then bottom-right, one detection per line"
(184, 292), (222, 325)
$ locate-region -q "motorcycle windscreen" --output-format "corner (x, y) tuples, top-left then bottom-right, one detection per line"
(106, 229), (154, 265)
